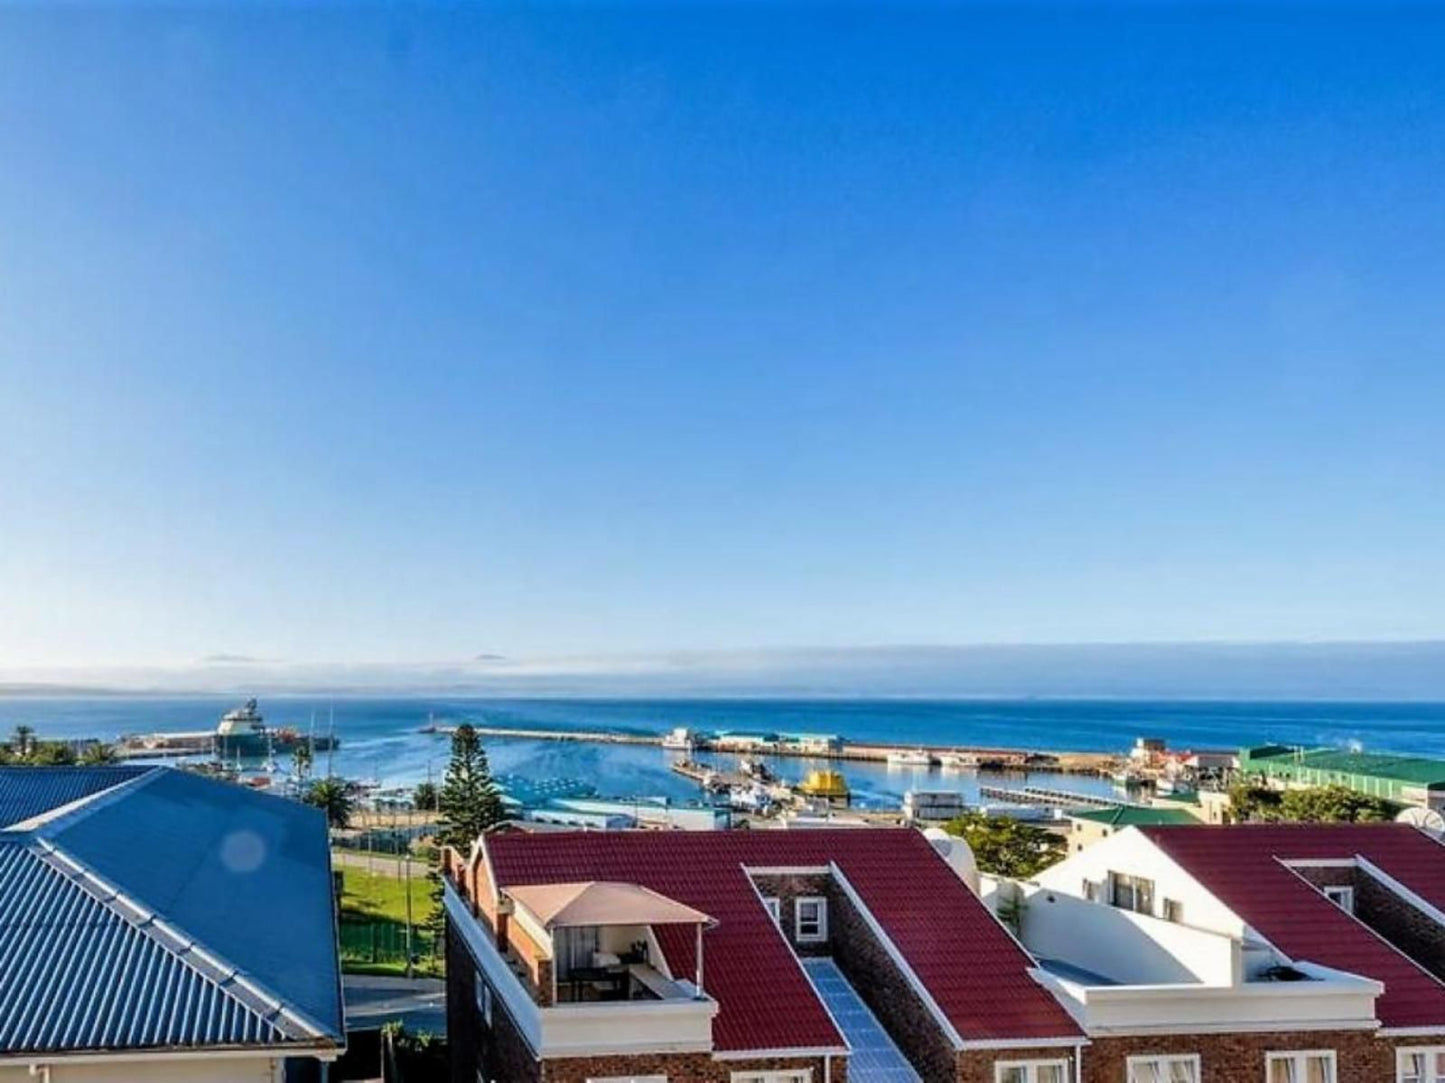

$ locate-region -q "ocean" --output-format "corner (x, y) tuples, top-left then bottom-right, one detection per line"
(2, 696), (1442, 810)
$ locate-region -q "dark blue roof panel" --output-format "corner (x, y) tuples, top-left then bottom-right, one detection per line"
(45, 769), (344, 1040)
(0, 840), (287, 1053)
(0, 766), (155, 829)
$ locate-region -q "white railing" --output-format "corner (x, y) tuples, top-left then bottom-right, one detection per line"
(444, 884), (717, 1057)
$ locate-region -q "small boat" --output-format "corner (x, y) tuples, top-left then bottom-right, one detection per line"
(661, 727), (697, 751)
(938, 752), (979, 770)
(797, 770), (850, 803)
(737, 757), (776, 783)
(887, 749), (936, 768)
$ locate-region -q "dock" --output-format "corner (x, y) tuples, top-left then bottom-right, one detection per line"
(464, 725), (1119, 776)
(978, 784), (1149, 810)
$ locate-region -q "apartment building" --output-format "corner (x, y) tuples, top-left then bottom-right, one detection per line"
(1024, 823), (1445, 1082)
(0, 765), (345, 1082)
(445, 820), (1445, 1082)
(442, 828), (1086, 1083)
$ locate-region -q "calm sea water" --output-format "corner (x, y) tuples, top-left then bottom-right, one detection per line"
(2, 696), (1442, 810)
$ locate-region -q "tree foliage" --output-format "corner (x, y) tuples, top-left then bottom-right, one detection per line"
(435, 724), (506, 850)
(304, 776), (356, 829)
(413, 781), (439, 812)
(1230, 782), (1393, 823)
(3, 726), (80, 767)
(79, 743), (119, 766)
(944, 811), (1065, 878)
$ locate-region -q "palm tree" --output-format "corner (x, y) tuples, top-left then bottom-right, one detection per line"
(12, 725), (35, 759)
(304, 777), (355, 829)
(292, 742), (314, 782)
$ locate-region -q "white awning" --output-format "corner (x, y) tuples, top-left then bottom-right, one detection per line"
(506, 881), (711, 929)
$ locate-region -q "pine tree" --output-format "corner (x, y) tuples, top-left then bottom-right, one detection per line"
(426, 723), (506, 955)
(435, 723), (506, 850)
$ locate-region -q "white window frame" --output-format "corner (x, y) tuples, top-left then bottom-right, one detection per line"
(474, 968), (491, 1026)
(763, 896), (781, 923)
(1127, 1053), (1201, 1082)
(995, 1060), (1071, 1083)
(1266, 1049), (1337, 1082)
(794, 896), (828, 942)
(1398, 1046), (1445, 1083)
(1323, 885), (1355, 914)
(731, 1072), (812, 1083)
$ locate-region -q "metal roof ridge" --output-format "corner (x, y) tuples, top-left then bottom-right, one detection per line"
(30, 837), (339, 1044)
(11, 766), (166, 834)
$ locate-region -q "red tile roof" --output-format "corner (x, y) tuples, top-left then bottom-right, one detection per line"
(1139, 824), (1445, 1029)
(485, 828), (1082, 1053)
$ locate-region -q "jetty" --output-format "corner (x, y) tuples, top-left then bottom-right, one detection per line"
(459, 724), (1118, 776)
(978, 783), (1149, 810)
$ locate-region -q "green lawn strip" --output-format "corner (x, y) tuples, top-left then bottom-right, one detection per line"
(336, 861), (444, 976)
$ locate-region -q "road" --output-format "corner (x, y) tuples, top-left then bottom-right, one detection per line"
(343, 974), (446, 1035)
(332, 849), (418, 878)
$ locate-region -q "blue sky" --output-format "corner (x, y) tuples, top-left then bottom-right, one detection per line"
(2, 4), (1444, 670)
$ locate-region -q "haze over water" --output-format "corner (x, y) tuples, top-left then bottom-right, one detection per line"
(3, 696), (1441, 809)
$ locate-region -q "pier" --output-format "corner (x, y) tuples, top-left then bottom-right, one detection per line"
(978, 784), (1148, 810)
(463, 724), (1119, 776)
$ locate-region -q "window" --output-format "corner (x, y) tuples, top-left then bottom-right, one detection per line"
(474, 969), (492, 1025)
(1083, 879), (1101, 902)
(996, 1061), (1069, 1083)
(1399, 1047), (1445, 1083)
(1163, 898), (1184, 924)
(731, 1073), (811, 1083)
(763, 896), (781, 923)
(1323, 886), (1355, 914)
(795, 897), (827, 942)
(1266, 1050), (1336, 1083)
(1109, 872), (1155, 915)
(1128, 1054), (1200, 1083)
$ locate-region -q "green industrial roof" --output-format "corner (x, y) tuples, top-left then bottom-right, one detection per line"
(1069, 805), (1199, 827)
(1247, 747), (1445, 787)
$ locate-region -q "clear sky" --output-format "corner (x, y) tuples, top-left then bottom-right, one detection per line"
(2, 4), (1444, 670)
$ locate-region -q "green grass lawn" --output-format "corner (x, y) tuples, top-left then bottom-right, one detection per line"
(338, 864), (433, 923)
(336, 859), (443, 977)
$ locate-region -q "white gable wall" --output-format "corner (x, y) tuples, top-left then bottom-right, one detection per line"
(1033, 827), (1247, 938)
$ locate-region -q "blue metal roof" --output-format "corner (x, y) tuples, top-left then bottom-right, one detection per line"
(0, 766), (344, 1057)
(44, 769), (345, 1042)
(0, 839), (286, 1053)
(0, 765), (155, 829)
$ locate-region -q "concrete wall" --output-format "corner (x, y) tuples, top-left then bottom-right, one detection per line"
(0, 1060), (282, 1082)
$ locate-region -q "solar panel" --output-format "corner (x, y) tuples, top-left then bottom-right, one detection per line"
(802, 958), (921, 1083)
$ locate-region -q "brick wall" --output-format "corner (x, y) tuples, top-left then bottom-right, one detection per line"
(750, 872), (833, 956)
(509, 914), (555, 1004)
(540, 1052), (842, 1082)
(958, 1046), (1079, 1083)
(826, 879), (959, 1082)
(1082, 1029), (1441, 1082)
(448, 921), (543, 1083)
(1356, 871), (1445, 982)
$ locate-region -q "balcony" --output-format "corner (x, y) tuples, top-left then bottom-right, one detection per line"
(444, 877), (719, 1057)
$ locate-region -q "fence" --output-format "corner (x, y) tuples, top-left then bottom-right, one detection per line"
(339, 919), (441, 973)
